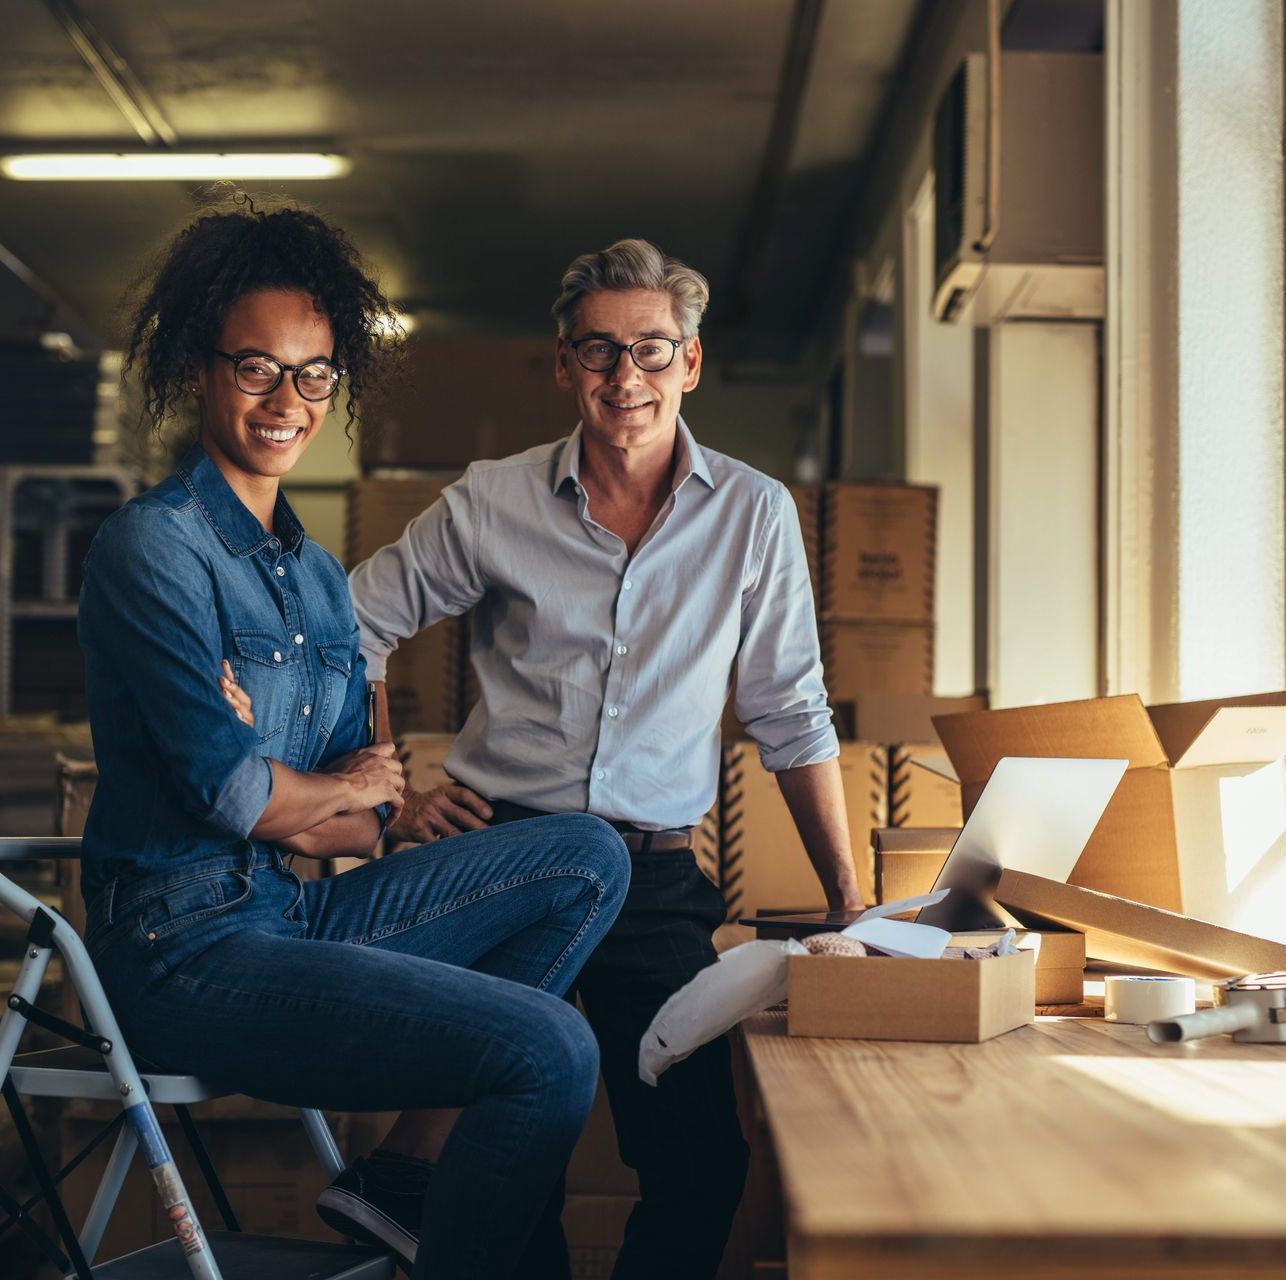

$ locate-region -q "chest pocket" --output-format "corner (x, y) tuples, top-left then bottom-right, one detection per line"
(316, 639), (356, 743)
(230, 628), (296, 748)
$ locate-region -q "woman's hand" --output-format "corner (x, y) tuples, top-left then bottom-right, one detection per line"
(330, 741), (406, 817)
(219, 660), (254, 728)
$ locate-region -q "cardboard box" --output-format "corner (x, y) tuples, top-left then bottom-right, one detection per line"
(786, 949), (1035, 1042)
(934, 691), (1286, 925)
(360, 336), (570, 470)
(721, 741), (885, 916)
(950, 928), (1086, 1004)
(994, 867), (1286, 981)
(785, 483), (821, 608)
(562, 1193), (637, 1280)
(822, 621), (935, 707)
(346, 476), (472, 736)
(1147, 692), (1286, 942)
(820, 483), (937, 623)
(872, 827), (954, 909)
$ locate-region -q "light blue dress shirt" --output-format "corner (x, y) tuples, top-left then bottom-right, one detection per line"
(349, 418), (838, 829)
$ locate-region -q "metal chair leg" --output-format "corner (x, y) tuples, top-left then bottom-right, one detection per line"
(172, 1104), (241, 1232)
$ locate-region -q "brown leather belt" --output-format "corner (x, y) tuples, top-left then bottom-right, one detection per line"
(488, 800), (694, 854)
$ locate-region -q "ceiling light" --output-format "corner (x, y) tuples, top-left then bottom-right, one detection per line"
(0, 153), (352, 181)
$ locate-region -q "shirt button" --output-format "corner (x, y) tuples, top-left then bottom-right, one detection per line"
(594, 768), (606, 781)
(303, 704), (311, 716)
(272, 651), (282, 663)
(293, 634), (304, 644)
(623, 579), (633, 591)
(616, 643), (628, 655)
(275, 565), (286, 578)
(607, 706), (619, 718)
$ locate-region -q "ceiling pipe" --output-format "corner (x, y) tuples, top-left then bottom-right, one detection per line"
(43, 0), (177, 147)
(723, 0), (826, 333)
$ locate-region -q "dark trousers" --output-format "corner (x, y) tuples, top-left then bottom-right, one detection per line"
(500, 823), (751, 1280)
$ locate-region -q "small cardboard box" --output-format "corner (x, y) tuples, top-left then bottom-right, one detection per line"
(721, 741), (886, 915)
(871, 826), (954, 909)
(951, 927), (1086, 1004)
(820, 483), (937, 623)
(994, 867), (1286, 981)
(934, 691), (1286, 927)
(787, 949), (1035, 1042)
(822, 621), (935, 706)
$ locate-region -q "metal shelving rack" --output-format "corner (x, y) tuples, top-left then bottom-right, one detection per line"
(0, 465), (135, 720)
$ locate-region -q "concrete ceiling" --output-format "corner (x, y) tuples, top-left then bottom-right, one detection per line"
(0, 0), (922, 363)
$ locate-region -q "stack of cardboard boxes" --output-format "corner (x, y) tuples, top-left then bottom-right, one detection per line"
(716, 481), (988, 930)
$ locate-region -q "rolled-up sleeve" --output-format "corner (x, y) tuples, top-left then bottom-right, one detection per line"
(734, 484), (840, 772)
(78, 506), (272, 837)
(348, 470), (485, 681)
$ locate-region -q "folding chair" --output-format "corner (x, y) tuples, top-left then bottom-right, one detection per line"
(0, 837), (395, 1279)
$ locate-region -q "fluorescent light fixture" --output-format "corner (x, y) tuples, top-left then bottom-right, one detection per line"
(0, 152), (352, 181)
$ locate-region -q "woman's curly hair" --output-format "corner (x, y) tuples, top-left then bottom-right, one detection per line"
(123, 192), (401, 437)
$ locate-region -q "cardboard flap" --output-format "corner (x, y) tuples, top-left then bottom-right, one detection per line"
(847, 692), (987, 745)
(933, 695), (1167, 788)
(994, 867), (1286, 980)
(908, 753), (959, 783)
(1146, 692), (1286, 768)
(871, 827), (960, 855)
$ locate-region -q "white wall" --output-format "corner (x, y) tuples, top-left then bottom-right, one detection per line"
(903, 176), (977, 696)
(987, 324), (1100, 707)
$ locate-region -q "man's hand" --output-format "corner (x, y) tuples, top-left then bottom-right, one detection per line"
(219, 660), (254, 727)
(388, 783), (493, 842)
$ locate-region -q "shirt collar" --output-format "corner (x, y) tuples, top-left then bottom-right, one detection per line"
(177, 442), (307, 559)
(552, 416), (715, 496)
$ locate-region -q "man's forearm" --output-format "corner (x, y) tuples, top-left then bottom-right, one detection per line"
(372, 680), (392, 743)
(776, 757), (863, 910)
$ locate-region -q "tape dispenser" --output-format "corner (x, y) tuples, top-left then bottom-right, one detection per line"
(1147, 971), (1286, 1045)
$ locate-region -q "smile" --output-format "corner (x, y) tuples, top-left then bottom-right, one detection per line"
(604, 400), (651, 410)
(249, 424), (304, 444)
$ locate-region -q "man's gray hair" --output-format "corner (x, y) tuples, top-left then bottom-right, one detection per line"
(552, 238), (710, 339)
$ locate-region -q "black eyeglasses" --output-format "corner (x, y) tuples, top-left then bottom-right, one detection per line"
(210, 349), (345, 401)
(567, 336), (684, 373)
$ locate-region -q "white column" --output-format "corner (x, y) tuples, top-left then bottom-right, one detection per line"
(1174, 0), (1285, 700)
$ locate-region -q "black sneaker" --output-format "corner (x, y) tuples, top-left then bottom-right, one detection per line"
(316, 1149), (433, 1264)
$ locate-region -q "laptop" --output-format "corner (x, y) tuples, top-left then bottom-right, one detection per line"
(743, 756), (1128, 936)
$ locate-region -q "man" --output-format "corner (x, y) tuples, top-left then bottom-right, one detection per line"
(348, 238), (860, 1278)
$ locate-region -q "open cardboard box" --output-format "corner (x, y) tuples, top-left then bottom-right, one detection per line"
(787, 949), (1035, 1043)
(933, 691), (1286, 936)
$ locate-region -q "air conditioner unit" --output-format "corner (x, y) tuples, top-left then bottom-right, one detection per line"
(932, 52), (1103, 325)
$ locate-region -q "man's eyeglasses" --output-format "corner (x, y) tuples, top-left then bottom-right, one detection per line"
(210, 349), (345, 401)
(567, 336), (684, 374)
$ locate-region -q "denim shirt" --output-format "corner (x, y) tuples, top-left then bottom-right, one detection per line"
(77, 443), (375, 901)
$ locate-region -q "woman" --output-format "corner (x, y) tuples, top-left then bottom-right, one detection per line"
(77, 196), (630, 1279)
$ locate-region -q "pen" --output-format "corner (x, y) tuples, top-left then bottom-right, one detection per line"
(365, 683), (377, 746)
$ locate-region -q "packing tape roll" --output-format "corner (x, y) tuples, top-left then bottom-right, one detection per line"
(1104, 975), (1196, 1024)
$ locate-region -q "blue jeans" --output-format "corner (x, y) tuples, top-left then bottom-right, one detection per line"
(83, 814), (631, 1279)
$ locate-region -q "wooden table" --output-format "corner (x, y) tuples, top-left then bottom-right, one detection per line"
(742, 1011), (1286, 1279)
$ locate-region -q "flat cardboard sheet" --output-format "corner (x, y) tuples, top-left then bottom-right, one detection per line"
(994, 868), (1286, 980)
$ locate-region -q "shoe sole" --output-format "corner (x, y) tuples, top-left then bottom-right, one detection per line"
(316, 1186), (418, 1264)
